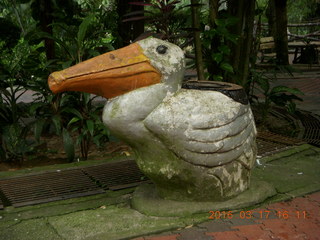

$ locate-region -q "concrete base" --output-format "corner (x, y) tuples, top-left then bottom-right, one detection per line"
(131, 181), (276, 217)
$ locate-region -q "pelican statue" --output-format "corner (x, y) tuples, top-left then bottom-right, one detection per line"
(48, 38), (257, 201)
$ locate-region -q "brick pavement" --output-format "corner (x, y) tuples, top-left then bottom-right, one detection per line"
(135, 191), (320, 240)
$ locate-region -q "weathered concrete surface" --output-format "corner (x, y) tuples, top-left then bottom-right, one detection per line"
(48, 205), (206, 240)
(0, 144), (319, 240)
(0, 218), (63, 240)
(131, 181), (276, 217)
(252, 144), (320, 203)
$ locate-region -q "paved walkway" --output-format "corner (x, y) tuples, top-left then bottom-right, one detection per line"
(135, 192), (320, 240)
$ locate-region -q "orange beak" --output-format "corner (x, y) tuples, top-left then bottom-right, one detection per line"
(48, 43), (161, 99)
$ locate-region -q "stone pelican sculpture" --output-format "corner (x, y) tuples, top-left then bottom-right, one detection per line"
(48, 38), (257, 201)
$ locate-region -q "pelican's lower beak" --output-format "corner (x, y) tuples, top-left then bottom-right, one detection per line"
(48, 43), (161, 99)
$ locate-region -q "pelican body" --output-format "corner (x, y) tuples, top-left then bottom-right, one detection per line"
(48, 38), (256, 201)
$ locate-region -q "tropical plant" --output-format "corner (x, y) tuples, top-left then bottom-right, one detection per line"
(0, 1), (116, 163)
(0, 37), (45, 162)
(64, 93), (109, 161)
(250, 68), (304, 122)
(202, 15), (238, 81)
(45, 14), (113, 161)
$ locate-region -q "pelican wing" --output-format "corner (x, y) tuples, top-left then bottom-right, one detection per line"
(144, 89), (256, 167)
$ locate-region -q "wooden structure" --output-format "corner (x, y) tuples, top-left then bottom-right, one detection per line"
(259, 36), (276, 63)
(259, 37), (320, 64)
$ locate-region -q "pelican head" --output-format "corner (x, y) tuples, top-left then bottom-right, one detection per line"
(48, 38), (185, 99)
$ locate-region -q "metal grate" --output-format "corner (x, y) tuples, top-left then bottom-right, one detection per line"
(297, 112), (320, 146)
(82, 160), (149, 190)
(256, 138), (293, 157)
(257, 131), (305, 146)
(0, 160), (149, 208)
(0, 169), (105, 207)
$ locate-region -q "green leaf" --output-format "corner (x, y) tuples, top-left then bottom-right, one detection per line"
(212, 53), (223, 63)
(68, 117), (80, 127)
(213, 75), (223, 81)
(29, 102), (44, 115)
(63, 107), (83, 119)
(52, 115), (62, 135)
(93, 134), (103, 147)
(225, 16), (239, 26)
(214, 19), (225, 27)
(83, 93), (91, 105)
(62, 60), (73, 69)
(77, 15), (95, 47)
(256, 77), (270, 94)
(34, 119), (45, 143)
(218, 45), (230, 55)
(270, 86), (304, 95)
(62, 128), (75, 162)
(86, 119), (94, 136)
(220, 62), (234, 73)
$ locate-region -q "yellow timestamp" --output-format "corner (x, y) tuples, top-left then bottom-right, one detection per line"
(208, 210), (308, 220)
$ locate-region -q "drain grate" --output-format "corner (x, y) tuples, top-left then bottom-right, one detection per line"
(270, 107), (320, 147)
(0, 169), (105, 207)
(256, 138), (293, 157)
(82, 160), (149, 190)
(297, 112), (320, 146)
(257, 131), (305, 146)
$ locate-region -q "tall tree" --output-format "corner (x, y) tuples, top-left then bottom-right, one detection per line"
(266, 0), (276, 37)
(207, 0), (222, 80)
(227, 0), (255, 89)
(191, 0), (205, 80)
(273, 0), (289, 65)
(38, 0), (55, 60)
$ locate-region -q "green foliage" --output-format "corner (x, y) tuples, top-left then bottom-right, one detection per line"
(1, 123), (36, 163)
(250, 68), (304, 122)
(287, 0), (320, 23)
(64, 93), (110, 161)
(202, 15), (238, 81)
(0, 36), (46, 162)
(0, 0), (116, 163)
(62, 127), (75, 162)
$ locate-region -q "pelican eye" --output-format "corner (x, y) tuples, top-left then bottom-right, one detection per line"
(156, 45), (168, 54)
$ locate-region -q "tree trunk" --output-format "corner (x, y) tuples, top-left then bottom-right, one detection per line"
(116, 0), (145, 47)
(207, 0), (221, 80)
(273, 0), (289, 65)
(39, 0), (55, 60)
(191, 0), (205, 80)
(266, 0), (276, 37)
(237, 0), (255, 89)
(227, 0), (255, 90)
